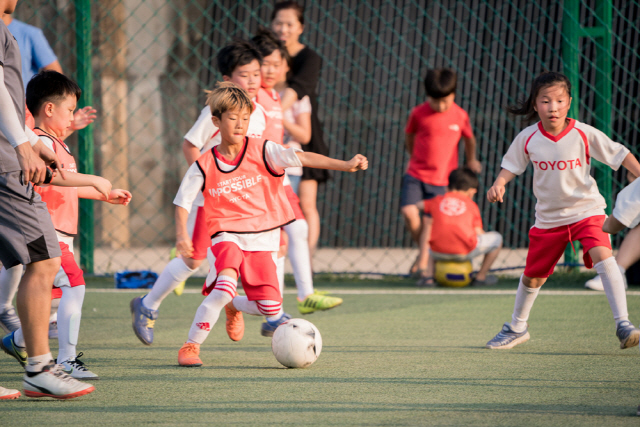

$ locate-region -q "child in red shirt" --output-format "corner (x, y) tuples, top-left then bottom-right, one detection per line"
(418, 168), (502, 287)
(402, 69), (482, 282)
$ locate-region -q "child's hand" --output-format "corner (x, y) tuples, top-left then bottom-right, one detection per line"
(466, 159), (482, 173)
(176, 235), (194, 258)
(72, 106), (98, 131)
(107, 189), (132, 205)
(345, 154), (368, 172)
(92, 176), (113, 200)
(487, 185), (505, 203)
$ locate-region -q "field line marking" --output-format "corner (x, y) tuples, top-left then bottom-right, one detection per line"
(86, 288), (640, 296)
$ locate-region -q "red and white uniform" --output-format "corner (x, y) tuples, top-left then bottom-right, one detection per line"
(281, 93), (311, 178)
(174, 138), (302, 299)
(32, 129), (85, 297)
(502, 119), (629, 229)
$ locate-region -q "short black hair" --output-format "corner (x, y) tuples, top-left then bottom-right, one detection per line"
(448, 168), (479, 191)
(216, 38), (263, 77)
(424, 68), (457, 99)
(251, 27), (290, 66)
(26, 71), (81, 115)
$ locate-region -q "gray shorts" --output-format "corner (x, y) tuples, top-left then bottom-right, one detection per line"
(0, 171), (61, 268)
(431, 231), (503, 261)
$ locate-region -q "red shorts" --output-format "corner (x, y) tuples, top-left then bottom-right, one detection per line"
(524, 215), (611, 278)
(285, 185), (305, 220)
(51, 241), (85, 299)
(191, 207), (210, 261)
(202, 241), (281, 302)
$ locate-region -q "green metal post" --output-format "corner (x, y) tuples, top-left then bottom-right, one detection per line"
(561, 0), (581, 267)
(75, 0), (94, 273)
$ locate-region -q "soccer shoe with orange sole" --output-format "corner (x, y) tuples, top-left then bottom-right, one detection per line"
(23, 363), (95, 399)
(224, 294), (244, 341)
(0, 386), (20, 400)
(178, 342), (202, 367)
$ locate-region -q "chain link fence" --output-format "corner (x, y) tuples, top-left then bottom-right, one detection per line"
(10, 0), (640, 276)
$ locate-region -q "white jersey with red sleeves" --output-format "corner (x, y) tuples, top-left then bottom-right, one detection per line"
(183, 102), (267, 207)
(256, 87), (283, 145)
(501, 119), (629, 229)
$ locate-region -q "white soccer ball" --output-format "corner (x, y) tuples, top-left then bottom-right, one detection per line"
(271, 318), (322, 368)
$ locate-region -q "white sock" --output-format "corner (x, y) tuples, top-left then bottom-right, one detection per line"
(56, 286), (85, 363)
(13, 327), (25, 348)
(49, 298), (59, 323)
(510, 276), (539, 333)
(0, 265), (23, 311)
(257, 300), (283, 321)
(595, 257), (629, 324)
(186, 289), (232, 344)
(25, 353), (54, 373)
(232, 296), (262, 315)
(144, 258), (195, 311)
(284, 220), (314, 300)
(276, 256), (285, 297)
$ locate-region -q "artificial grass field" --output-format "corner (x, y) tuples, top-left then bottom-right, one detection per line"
(1, 273), (639, 426)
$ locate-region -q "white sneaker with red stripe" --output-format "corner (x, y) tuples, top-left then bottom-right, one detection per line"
(23, 363), (95, 399)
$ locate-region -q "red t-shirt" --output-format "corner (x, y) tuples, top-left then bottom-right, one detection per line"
(405, 102), (473, 186)
(424, 192), (482, 255)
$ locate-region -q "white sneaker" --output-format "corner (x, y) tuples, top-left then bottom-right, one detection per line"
(0, 386), (20, 400)
(584, 267), (628, 291)
(59, 353), (99, 380)
(23, 363), (95, 399)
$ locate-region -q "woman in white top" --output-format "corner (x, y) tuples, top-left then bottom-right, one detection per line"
(485, 72), (640, 350)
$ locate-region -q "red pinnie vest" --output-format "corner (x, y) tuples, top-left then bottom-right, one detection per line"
(33, 128), (79, 236)
(256, 88), (284, 145)
(196, 137), (295, 238)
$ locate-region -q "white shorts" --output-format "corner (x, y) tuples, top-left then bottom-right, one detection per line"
(431, 231), (502, 261)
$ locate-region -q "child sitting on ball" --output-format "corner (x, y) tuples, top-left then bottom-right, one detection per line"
(415, 168), (502, 287)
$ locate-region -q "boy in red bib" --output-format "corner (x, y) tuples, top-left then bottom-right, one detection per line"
(171, 82), (367, 366)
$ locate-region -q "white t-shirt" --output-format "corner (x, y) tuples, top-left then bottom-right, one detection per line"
(183, 103), (267, 206)
(501, 119), (629, 229)
(281, 94), (311, 177)
(174, 140), (302, 252)
(612, 178), (640, 229)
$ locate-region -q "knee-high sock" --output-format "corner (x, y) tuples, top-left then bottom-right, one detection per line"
(276, 256), (285, 297)
(0, 265), (23, 311)
(284, 220), (314, 300)
(233, 296), (283, 322)
(57, 286), (85, 363)
(232, 296), (262, 315)
(50, 298), (60, 323)
(187, 289), (232, 344)
(144, 258), (195, 311)
(510, 276), (539, 333)
(596, 257), (629, 324)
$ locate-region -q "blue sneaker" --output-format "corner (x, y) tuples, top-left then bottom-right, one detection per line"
(260, 313), (291, 337)
(485, 322), (530, 349)
(130, 296), (158, 345)
(1, 331), (27, 366)
(616, 320), (640, 349)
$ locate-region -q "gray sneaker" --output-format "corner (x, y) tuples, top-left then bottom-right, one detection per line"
(486, 322), (530, 349)
(615, 320), (640, 349)
(130, 296), (158, 345)
(0, 307), (21, 333)
(58, 353), (99, 380)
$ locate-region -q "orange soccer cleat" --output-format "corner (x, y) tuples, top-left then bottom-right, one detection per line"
(224, 294), (244, 342)
(178, 342), (202, 367)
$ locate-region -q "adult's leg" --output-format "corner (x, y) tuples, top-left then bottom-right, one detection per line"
(298, 179), (320, 255)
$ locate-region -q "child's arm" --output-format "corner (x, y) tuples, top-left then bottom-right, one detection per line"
(404, 133), (415, 155)
(175, 206), (193, 258)
(283, 112), (311, 144)
(182, 140), (201, 166)
(602, 216), (626, 234)
(77, 187), (132, 205)
(621, 153), (640, 179)
(487, 169), (517, 203)
(49, 172), (111, 200)
(296, 152), (368, 172)
(462, 135), (482, 173)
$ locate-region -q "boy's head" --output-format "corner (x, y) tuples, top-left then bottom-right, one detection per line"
(217, 39), (263, 98)
(251, 27), (290, 90)
(424, 68), (457, 113)
(448, 168), (479, 196)
(26, 70), (81, 137)
(206, 82), (254, 144)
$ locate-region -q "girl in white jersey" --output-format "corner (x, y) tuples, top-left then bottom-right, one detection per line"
(485, 72), (640, 350)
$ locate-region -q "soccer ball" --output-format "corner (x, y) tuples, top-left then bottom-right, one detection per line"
(271, 318), (322, 368)
(434, 260), (473, 287)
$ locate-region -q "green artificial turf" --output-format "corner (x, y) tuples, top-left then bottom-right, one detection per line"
(1, 274), (639, 426)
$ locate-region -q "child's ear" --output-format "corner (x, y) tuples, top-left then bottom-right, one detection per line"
(222, 75), (231, 82)
(211, 115), (221, 128)
(44, 102), (55, 117)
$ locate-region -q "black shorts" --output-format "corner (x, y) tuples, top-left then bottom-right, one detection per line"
(0, 171), (61, 268)
(400, 174), (446, 207)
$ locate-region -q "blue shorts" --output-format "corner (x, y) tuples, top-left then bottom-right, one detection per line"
(400, 174), (446, 207)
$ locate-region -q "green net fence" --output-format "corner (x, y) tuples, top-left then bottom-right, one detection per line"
(10, 0), (640, 277)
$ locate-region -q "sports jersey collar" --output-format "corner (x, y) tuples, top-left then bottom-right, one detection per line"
(214, 137), (248, 170)
(537, 118), (575, 142)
